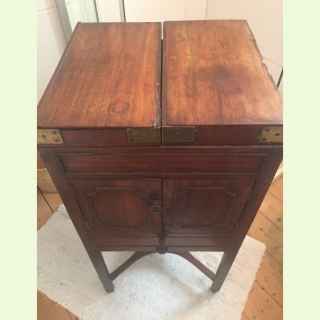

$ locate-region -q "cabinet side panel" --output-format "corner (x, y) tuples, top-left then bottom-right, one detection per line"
(228, 148), (282, 250)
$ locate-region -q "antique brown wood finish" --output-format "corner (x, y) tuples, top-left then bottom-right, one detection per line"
(58, 147), (265, 174)
(38, 21), (282, 294)
(38, 22), (161, 129)
(163, 20), (281, 126)
(162, 20), (282, 145)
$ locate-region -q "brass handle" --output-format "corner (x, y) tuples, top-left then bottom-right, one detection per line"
(164, 127), (197, 144)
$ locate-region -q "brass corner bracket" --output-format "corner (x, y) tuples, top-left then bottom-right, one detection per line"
(258, 127), (282, 144)
(38, 129), (63, 145)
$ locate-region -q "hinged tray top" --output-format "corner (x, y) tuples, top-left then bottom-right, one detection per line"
(38, 21), (282, 146)
(38, 22), (161, 129)
(162, 20), (282, 127)
(162, 20), (282, 145)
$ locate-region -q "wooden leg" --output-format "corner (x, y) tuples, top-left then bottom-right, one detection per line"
(85, 246), (114, 293)
(84, 248), (239, 293)
(210, 248), (239, 292)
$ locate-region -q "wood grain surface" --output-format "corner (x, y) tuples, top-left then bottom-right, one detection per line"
(163, 20), (282, 126)
(38, 23), (161, 128)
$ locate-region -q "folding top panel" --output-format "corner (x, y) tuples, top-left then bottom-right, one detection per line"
(38, 21), (282, 147)
(162, 20), (282, 145)
(38, 22), (161, 129)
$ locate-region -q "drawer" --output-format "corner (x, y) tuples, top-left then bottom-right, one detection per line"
(59, 147), (266, 174)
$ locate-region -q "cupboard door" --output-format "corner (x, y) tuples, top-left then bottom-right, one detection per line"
(70, 179), (162, 248)
(163, 176), (255, 242)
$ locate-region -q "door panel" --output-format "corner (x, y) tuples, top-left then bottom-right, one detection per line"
(163, 176), (255, 239)
(69, 179), (162, 246)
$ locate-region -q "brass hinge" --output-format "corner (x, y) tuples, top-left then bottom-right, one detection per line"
(38, 129), (63, 144)
(164, 127), (197, 144)
(127, 128), (161, 144)
(257, 126), (282, 144)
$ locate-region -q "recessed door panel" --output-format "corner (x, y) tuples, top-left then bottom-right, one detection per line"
(70, 179), (162, 247)
(163, 176), (255, 238)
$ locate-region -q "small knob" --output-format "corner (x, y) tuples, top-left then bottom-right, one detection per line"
(150, 198), (161, 214)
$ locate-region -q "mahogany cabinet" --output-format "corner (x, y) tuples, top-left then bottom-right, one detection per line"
(38, 21), (282, 293)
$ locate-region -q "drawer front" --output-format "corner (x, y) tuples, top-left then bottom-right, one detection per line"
(59, 148), (266, 174)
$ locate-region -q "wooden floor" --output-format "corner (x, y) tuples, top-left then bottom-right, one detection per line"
(37, 176), (283, 320)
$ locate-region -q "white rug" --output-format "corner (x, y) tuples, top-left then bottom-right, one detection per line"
(38, 205), (265, 320)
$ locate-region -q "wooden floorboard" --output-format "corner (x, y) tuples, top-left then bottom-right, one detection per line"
(242, 176), (283, 319)
(248, 211), (283, 264)
(37, 189), (54, 230)
(242, 282), (283, 320)
(269, 177), (283, 201)
(38, 291), (78, 320)
(255, 252), (282, 306)
(38, 176), (283, 320)
(44, 193), (62, 212)
(259, 193), (283, 230)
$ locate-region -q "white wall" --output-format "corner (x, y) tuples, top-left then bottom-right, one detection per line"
(124, 0), (207, 21)
(96, 0), (122, 22)
(37, 0), (66, 100)
(65, 0), (121, 29)
(65, 0), (97, 30)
